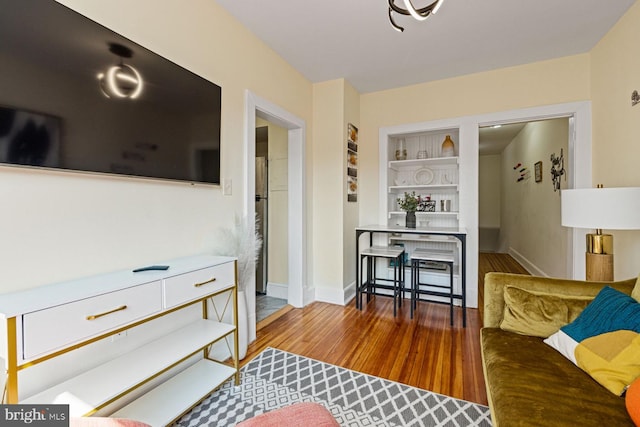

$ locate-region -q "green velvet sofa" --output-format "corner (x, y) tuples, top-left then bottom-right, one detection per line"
(481, 272), (637, 427)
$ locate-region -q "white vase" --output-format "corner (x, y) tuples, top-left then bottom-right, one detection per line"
(237, 290), (249, 360)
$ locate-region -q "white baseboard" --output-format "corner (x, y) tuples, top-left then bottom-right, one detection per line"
(266, 282), (288, 300)
(314, 281), (356, 306)
(509, 247), (548, 277)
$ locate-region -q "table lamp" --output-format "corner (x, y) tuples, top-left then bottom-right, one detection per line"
(561, 185), (640, 281)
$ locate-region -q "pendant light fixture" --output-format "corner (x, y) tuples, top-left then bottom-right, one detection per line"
(388, 0), (444, 32)
(97, 43), (144, 99)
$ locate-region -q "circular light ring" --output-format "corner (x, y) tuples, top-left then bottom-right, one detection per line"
(432, 0), (443, 14)
(388, 0), (444, 28)
(402, 0), (431, 21)
(105, 64), (143, 99)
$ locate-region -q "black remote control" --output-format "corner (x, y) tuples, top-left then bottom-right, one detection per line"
(132, 265), (170, 273)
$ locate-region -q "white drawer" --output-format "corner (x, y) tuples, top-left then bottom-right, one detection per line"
(22, 281), (162, 360)
(163, 262), (235, 309)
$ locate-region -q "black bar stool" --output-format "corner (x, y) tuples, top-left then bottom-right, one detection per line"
(358, 246), (405, 316)
(410, 248), (459, 326)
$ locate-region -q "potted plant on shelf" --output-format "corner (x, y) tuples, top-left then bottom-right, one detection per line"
(397, 191), (419, 229)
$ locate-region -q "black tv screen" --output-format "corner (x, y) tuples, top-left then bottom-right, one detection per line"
(0, 0), (222, 184)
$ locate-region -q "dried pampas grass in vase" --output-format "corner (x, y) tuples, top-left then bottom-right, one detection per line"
(210, 215), (263, 292)
(209, 214), (262, 360)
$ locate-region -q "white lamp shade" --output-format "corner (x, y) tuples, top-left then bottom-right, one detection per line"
(561, 187), (640, 230)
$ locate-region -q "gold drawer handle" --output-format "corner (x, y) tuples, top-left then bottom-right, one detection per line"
(86, 305), (128, 321)
(194, 277), (217, 288)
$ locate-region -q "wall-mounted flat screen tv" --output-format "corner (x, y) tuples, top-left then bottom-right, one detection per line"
(0, 0), (222, 185)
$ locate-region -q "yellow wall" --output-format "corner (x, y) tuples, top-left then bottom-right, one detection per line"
(0, 0), (313, 293)
(343, 81), (360, 288)
(312, 78), (360, 302)
(479, 155), (501, 230)
(590, 0), (640, 280)
(312, 80), (345, 290)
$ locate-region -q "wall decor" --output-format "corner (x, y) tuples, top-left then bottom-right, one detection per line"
(550, 149), (565, 192)
(347, 123), (358, 202)
(515, 166), (529, 182)
(534, 161), (543, 182)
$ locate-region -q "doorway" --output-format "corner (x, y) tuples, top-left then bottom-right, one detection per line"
(255, 121), (288, 322)
(478, 117), (570, 278)
(244, 90), (307, 343)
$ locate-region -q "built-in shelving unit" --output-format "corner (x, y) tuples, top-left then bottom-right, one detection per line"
(382, 130), (463, 297)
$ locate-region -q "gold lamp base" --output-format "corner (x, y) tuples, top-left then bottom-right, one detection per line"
(585, 233), (613, 282)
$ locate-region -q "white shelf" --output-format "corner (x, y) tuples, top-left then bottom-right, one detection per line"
(23, 319), (235, 417)
(389, 211), (458, 217)
(111, 359), (236, 426)
(389, 156), (458, 170)
(389, 184), (457, 192)
(389, 235), (457, 243)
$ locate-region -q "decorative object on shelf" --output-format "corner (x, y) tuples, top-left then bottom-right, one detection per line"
(209, 215), (263, 359)
(395, 137), (407, 160)
(417, 138), (429, 159)
(406, 211), (416, 228)
(550, 148), (565, 192)
(397, 191), (419, 228)
(561, 185), (640, 281)
(414, 167), (434, 185)
(441, 171), (452, 184)
(347, 123), (358, 202)
(632, 90), (639, 107)
(418, 196), (436, 212)
(440, 199), (451, 212)
(394, 177), (408, 186)
(420, 201), (436, 212)
(440, 135), (455, 157)
(534, 161), (543, 182)
(388, 0), (445, 32)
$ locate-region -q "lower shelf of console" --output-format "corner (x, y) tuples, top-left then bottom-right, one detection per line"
(22, 318), (236, 420)
(111, 358), (236, 425)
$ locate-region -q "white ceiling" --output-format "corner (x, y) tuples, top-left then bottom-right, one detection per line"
(479, 123), (526, 155)
(216, 0), (635, 94)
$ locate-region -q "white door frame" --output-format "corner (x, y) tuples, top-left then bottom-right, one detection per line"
(244, 90), (307, 341)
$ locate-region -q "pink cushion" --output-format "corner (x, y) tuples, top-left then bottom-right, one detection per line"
(236, 402), (338, 427)
(70, 418), (151, 427)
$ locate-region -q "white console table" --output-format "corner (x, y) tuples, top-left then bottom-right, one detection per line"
(0, 255), (239, 426)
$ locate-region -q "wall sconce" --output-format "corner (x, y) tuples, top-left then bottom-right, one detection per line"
(632, 90), (639, 107)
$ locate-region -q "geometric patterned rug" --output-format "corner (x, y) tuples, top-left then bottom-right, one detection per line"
(175, 347), (492, 426)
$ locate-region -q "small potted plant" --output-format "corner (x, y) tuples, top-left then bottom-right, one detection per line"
(397, 191), (419, 228)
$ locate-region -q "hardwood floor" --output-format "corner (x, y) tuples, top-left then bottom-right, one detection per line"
(245, 252), (528, 407)
(477, 252), (530, 321)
